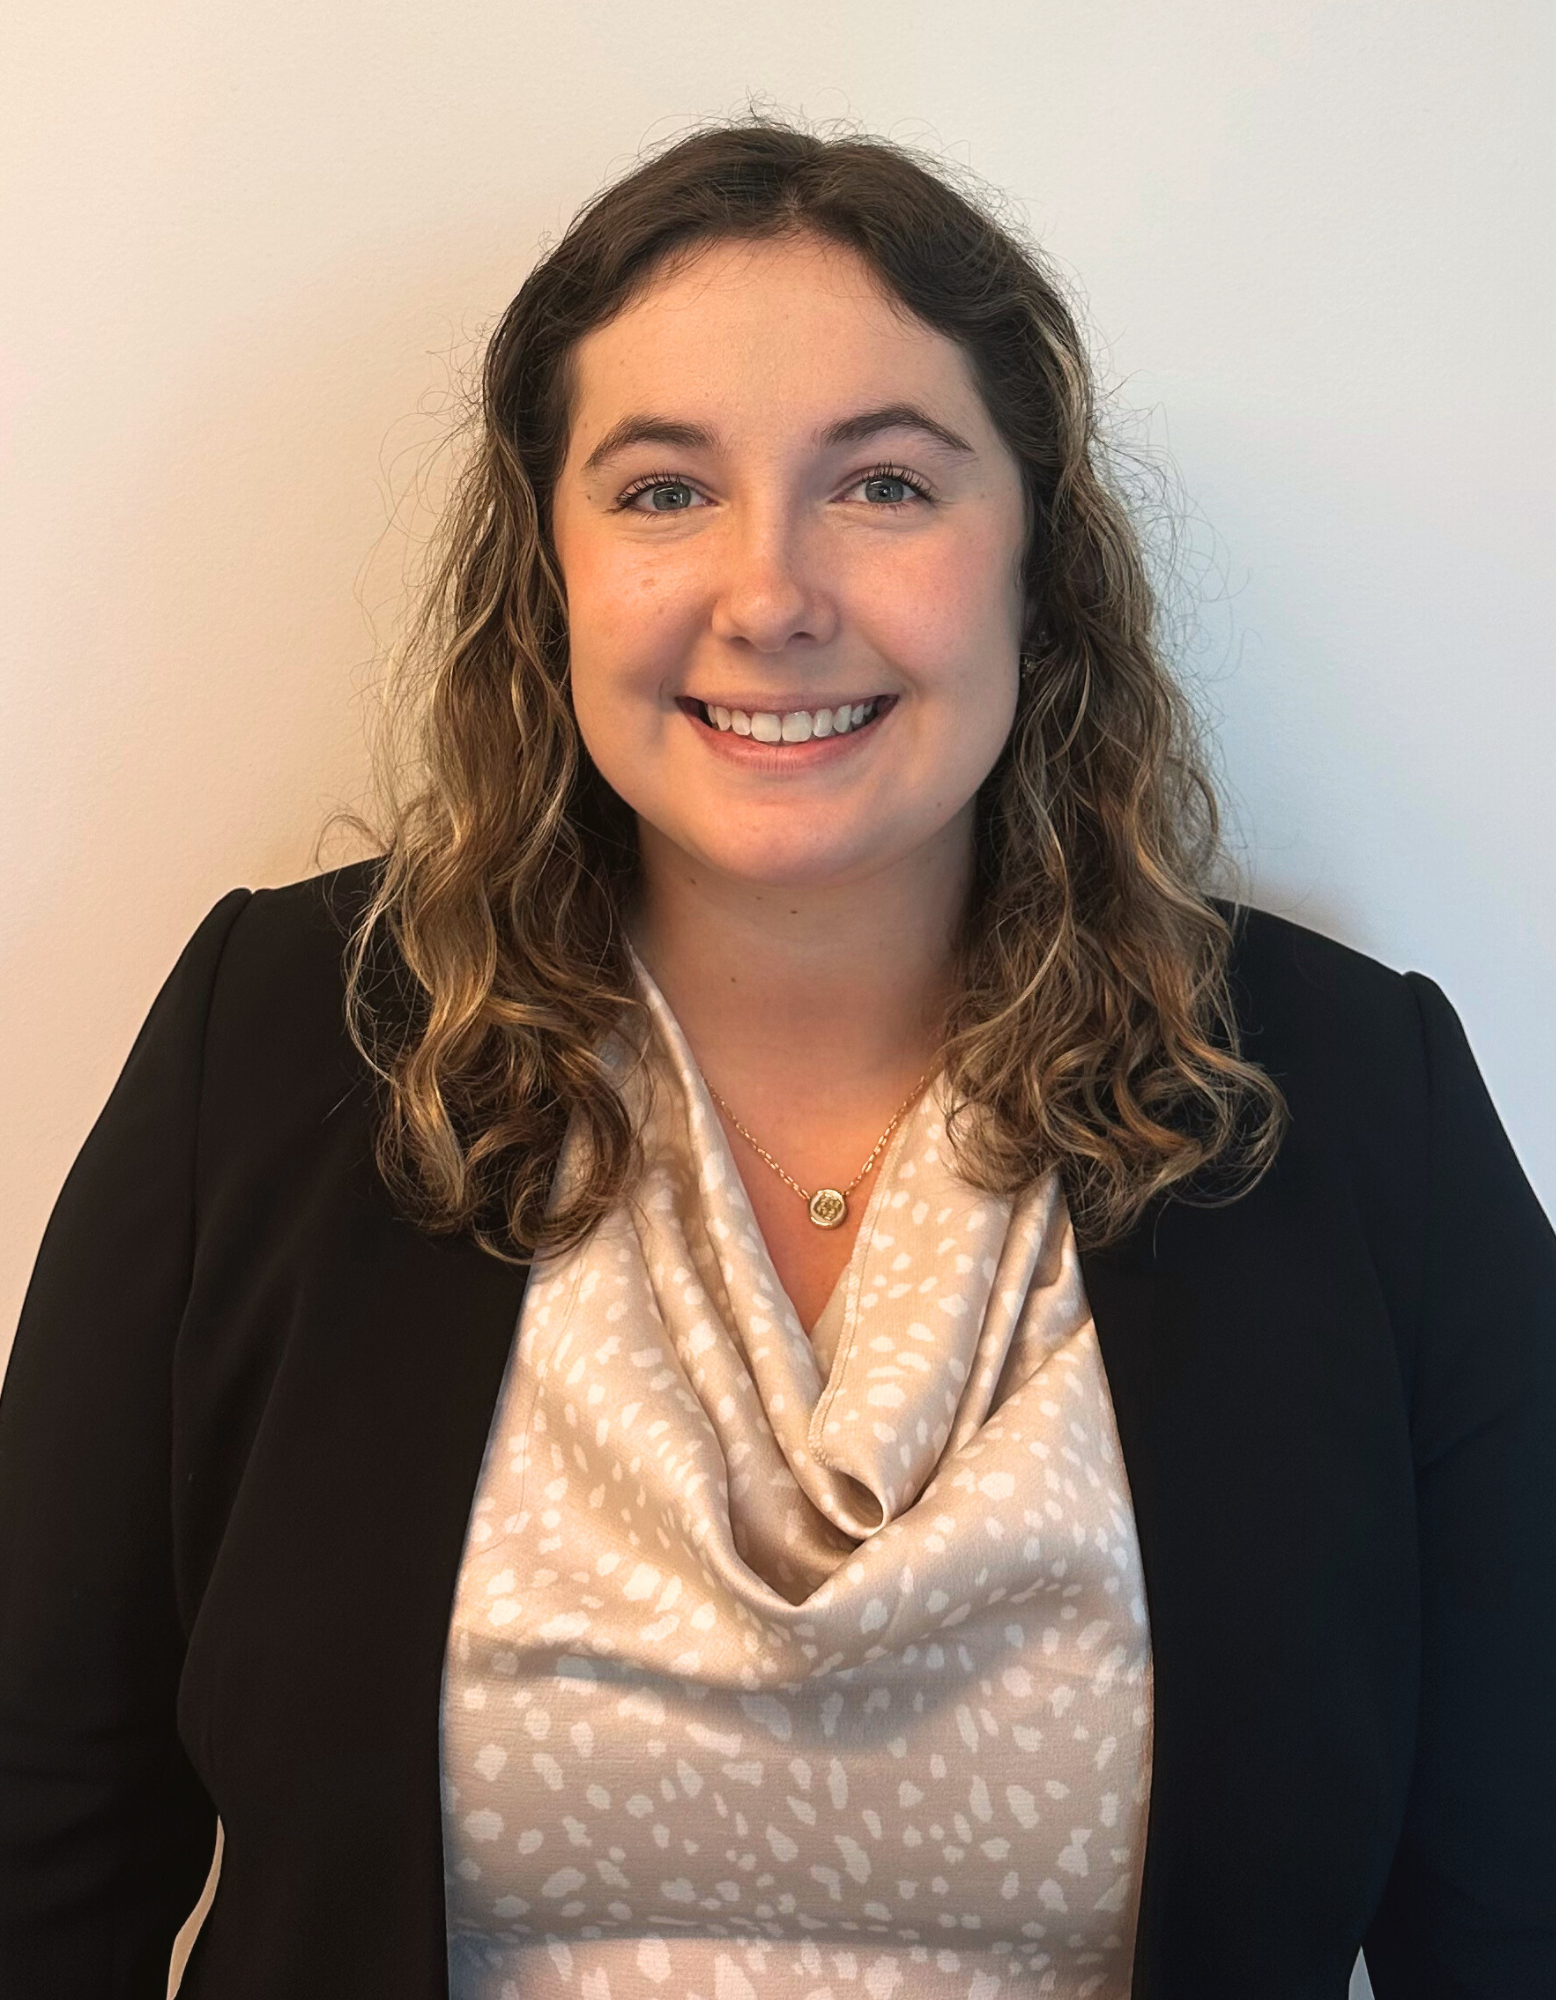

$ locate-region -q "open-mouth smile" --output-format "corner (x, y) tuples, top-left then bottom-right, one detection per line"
(675, 694), (897, 751)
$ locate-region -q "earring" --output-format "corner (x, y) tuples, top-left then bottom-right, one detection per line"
(1019, 652), (1039, 681)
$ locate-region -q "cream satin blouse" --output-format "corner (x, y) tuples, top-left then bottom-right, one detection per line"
(441, 949), (1153, 1999)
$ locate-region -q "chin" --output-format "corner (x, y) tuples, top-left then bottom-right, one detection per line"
(690, 832), (886, 891)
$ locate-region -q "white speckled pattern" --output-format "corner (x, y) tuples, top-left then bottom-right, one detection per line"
(441, 949), (1153, 1999)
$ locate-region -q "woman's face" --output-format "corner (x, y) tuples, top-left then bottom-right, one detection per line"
(550, 231), (1029, 898)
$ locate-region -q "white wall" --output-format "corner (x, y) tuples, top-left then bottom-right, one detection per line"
(4, 12), (1551, 1982)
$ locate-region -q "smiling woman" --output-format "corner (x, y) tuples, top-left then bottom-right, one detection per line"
(2, 117), (1553, 2000)
(353, 138), (1287, 1298)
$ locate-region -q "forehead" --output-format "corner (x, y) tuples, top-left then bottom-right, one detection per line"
(566, 232), (988, 432)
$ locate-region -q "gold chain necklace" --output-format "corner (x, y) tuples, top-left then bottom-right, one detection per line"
(703, 1068), (934, 1229)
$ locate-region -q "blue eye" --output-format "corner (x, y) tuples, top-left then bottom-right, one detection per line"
(857, 463), (933, 506)
(618, 477), (701, 513)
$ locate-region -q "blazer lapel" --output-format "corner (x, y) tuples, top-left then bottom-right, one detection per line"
(176, 1126), (535, 1999)
(1080, 1236), (1190, 1999)
(1081, 1171), (1418, 1997)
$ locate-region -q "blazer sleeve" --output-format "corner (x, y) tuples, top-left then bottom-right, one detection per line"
(0, 888), (252, 1999)
(1363, 973), (1556, 1997)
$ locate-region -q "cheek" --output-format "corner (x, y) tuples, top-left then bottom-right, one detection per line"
(568, 677), (662, 828)
(565, 538), (689, 680)
(860, 527), (1021, 676)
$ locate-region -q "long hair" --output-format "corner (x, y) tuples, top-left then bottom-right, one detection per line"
(346, 115), (1288, 1261)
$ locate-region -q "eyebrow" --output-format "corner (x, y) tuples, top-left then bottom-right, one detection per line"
(579, 402), (975, 476)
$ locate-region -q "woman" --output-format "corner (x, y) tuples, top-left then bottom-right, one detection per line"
(1, 119), (1552, 2000)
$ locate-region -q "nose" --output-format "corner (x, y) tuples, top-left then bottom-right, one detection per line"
(706, 504), (839, 656)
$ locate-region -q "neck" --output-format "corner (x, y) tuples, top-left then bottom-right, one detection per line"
(625, 815), (972, 1115)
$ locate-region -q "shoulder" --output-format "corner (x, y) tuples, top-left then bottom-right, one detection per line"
(214, 857), (384, 996)
(1212, 897), (1426, 1101)
(1208, 899), (1436, 1273)
(197, 858), (386, 1128)
(1214, 896), (1414, 1026)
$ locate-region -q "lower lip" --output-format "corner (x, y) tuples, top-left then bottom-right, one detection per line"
(678, 698), (897, 769)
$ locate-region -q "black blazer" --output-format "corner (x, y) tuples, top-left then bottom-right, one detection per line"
(1, 863), (1553, 1999)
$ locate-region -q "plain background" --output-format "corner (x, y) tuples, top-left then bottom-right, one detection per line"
(4, 6), (1552, 1994)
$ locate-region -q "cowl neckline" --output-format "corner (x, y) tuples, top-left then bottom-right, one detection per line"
(595, 944), (1094, 1564)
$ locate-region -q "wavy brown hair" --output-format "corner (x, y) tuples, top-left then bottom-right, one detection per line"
(346, 114), (1288, 1262)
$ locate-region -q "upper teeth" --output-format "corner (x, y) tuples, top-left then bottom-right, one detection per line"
(702, 699), (880, 742)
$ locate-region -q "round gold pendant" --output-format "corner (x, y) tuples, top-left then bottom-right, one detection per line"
(807, 1187), (847, 1229)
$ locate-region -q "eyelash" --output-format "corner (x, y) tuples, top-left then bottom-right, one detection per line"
(611, 460), (937, 512)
